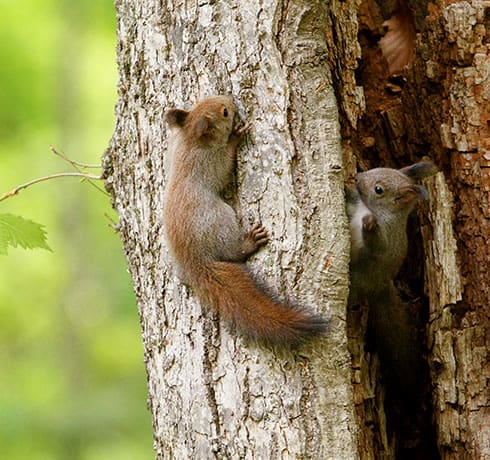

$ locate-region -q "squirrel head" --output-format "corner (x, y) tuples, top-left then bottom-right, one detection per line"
(355, 162), (437, 218)
(165, 95), (235, 144)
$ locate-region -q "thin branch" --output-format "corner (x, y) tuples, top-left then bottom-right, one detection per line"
(77, 175), (109, 196)
(49, 145), (109, 196)
(104, 212), (120, 233)
(50, 145), (101, 169)
(0, 172), (102, 203)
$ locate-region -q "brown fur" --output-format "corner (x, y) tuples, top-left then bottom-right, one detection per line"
(163, 96), (327, 345)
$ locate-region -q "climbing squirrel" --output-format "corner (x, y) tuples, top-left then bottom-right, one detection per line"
(163, 95), (328, 345)
(346, 161), (437, 391)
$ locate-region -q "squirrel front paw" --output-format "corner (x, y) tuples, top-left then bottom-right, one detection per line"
(233, 122), (250, 138)
(229, 122), (250, 147)
(362, 214), (377, 232)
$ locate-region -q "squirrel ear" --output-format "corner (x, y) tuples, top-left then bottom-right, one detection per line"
(400, 161), (437, 180)
(413, 184), (429, 201)
(165, 109), (189, 127)
(395, 184), (428, 208)
(193, 116), (210, 138)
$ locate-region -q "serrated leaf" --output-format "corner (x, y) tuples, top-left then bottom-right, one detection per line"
(0, 226), (8, 255)
(0, 213), (51, 255)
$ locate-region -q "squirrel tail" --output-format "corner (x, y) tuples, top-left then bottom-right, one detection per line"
(192, 261), (328, 345)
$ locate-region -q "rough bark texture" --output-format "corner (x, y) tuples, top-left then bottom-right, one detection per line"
(105, 0), (489, 458)
(105, 1), (358, 458)
(352, 0), (489, 459)
(407, 2), (490, 458)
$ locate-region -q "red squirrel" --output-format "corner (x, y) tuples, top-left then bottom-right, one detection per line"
(346, 162), (437, 391)
(163, 95), (328, 345)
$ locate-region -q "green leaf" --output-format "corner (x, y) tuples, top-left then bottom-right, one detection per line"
(0, 213), (51, 255)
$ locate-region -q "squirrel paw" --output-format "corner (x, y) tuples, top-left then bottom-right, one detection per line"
(248, 223), (269, 246)
(231, 122), (250, 141)
(362, 213), (377, 232)
(241, 223), (269, 259)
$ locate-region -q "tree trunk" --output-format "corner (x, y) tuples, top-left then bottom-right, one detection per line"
(409, 2), (490, 458)
(354, 0), (490, 458)
(105, 0), (489, 458)
(105, 0), (358, 458)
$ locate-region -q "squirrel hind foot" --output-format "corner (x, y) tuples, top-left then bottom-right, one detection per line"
(240, 223), (269, 260)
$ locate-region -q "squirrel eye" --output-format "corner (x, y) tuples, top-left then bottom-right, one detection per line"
(223, 108), (229, 117)
(374, 185), (384, 195)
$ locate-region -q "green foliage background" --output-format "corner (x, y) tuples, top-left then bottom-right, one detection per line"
(0, 0), (153, 458)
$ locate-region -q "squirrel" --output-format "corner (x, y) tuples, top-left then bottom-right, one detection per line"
(346, 161), (437, 392)
(163, 95), (328, 345)
(346, 161), (436, 303)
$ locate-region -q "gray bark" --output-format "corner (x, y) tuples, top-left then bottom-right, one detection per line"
(413, 3), (490, 458)
(353, 0), (490, 458)
(105, 1), (358, 458)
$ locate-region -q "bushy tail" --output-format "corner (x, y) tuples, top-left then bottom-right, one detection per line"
(192, 261), (328, 345)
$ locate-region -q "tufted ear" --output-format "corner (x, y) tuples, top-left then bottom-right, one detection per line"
(400, 161), (437, 180)
(165, 108), (189, 127)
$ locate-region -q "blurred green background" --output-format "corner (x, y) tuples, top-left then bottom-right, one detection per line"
(0, 0), (153, 458)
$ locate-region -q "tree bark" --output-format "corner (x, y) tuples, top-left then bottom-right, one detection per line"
(354, 0), (489, 458)
(408, 3), (490, 458)
(105, 0), (358, 458)
(105, 0), (489, 458)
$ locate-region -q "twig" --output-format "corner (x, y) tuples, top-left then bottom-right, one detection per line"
(49, 145), (108, 196)
(50, 145), (100, 169)
(0, 172), (102, 203)
(104, 212), (120, 233)
(77, 174), (109, 196)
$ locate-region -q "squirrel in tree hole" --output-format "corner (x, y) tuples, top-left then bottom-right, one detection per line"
(163, 95), (328, 345)
(346, 162), (437, 390)
(347, 161), (436, 302)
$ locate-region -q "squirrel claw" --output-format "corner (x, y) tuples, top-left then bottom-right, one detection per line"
(240, 223), (269, 259)
(233, 122), (250, 138)
(249, 223), (269, 247)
